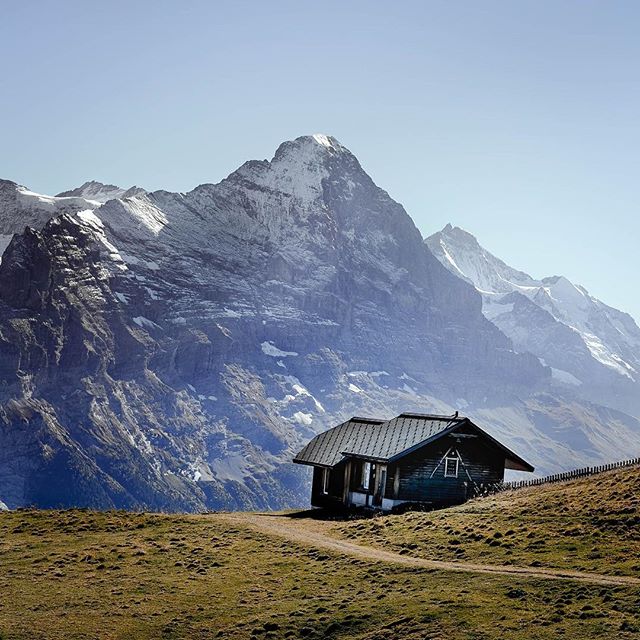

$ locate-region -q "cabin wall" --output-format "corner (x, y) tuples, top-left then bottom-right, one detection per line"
(345, 460), (388, 508)
(310, 462), (347, 508)
(392, 427), (505, 506)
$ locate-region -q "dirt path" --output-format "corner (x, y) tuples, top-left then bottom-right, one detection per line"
(219, 512), (640, 587)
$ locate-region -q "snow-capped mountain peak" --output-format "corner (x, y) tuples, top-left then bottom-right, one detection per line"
(426, 224), (640, 404)
(428, 224), (536, 295)
(1, 136), (639, 513)
(0, 179), (102, 256)
(273, 133), (346, 155)
(57, 180), (147, 204)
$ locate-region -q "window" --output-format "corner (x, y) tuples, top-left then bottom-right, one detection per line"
(322, 468), (330, 494)
(362, 461), (371, 490)
(444, 455), (459, 478)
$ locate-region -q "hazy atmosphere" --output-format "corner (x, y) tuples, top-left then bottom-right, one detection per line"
(2, 0), (639, 320)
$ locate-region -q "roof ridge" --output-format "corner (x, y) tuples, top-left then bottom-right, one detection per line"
(350, 416), (385, 424)
(395, 412), (463, 420)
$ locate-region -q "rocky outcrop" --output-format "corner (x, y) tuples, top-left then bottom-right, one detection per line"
(0, 179), (99, 257)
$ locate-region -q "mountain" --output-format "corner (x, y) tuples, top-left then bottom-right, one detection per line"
(426, 224), (640, 417)
(0, 135), (639, 511)
(57, 180), (147, 203)
(0, 179), (100, 256)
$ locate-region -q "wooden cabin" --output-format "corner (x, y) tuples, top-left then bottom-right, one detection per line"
(293, 412), (534, 511)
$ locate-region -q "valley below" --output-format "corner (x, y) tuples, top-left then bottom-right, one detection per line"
(1, 465), (638, 639)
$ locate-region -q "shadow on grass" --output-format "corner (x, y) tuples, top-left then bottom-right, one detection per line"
(259, 501), (450, 521)
(259, 508), (375, 522)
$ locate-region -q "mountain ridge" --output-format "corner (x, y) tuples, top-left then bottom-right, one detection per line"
(0, 135), (639, 511)
(56, 180), (148, 203)
(426, 224), (640, 416)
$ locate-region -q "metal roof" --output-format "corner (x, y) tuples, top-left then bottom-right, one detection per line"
(293, 412), (534, 472)
(292, 416), (385, 468)
(341, 414), (462, 461)
(293, 413), (461, 467)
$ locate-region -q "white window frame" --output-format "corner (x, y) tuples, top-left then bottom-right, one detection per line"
(444, 455), (459, 478)
(322, 468), (330, 494)
(393, 467), (401, 498)
(362, 461), (371, 490)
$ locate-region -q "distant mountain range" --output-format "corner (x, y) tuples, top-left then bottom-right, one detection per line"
(426, 225), (640, 418)
(0, 135), (638, 511)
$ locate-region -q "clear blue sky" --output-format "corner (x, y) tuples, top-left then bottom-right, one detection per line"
(2, 1), (639, 321)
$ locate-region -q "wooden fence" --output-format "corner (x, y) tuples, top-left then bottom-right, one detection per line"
(475, 457), (640, 497)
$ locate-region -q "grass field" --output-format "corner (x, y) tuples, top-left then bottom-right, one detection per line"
(336, 465), (640, 577)
(0, 467), (639, 639)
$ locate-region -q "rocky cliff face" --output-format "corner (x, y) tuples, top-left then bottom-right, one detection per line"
(0, 136), (639, 511)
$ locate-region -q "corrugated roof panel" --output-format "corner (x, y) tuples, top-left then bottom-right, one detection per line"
(342, 414), (460, 461)
(293, 413), (461, 467)
(293, 417), (384, 467)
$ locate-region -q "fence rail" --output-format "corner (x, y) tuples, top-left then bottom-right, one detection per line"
(475, 457), (640, 497)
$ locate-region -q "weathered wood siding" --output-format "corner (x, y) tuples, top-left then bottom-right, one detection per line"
(310, 462), (346, 508)
(391, 424), (505, 506)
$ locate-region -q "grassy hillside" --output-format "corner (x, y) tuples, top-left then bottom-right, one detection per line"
(0, 467), (639, 639)
(336, 465), (640, 576)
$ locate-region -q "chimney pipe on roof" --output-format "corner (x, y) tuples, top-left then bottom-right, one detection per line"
(453, 411), (459, 418)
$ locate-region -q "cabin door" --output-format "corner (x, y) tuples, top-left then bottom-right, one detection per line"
(372, 465), (387, 507)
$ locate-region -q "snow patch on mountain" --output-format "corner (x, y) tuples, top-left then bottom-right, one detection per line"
(210, 453), (252, 483)
(16, 185), (101, 210)
(0, 235), (12, 255)
(281, 375), (325, 413)
(261, 341), (298, 357)
(550, 367), (582, 386)
(292, 411), (313, 426)
(133, 316), (161, 330)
